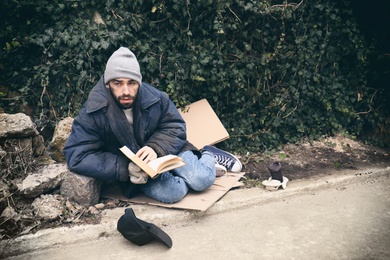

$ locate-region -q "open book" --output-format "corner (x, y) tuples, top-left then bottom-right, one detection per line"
(119, 146), (186, 178)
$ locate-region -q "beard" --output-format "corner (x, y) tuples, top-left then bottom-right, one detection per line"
(117, 94), (136, 109)
(109, 86), (137, 109)
(110, 91), (136, 109)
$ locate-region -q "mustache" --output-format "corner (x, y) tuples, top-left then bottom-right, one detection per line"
(119, 94), (136, 99)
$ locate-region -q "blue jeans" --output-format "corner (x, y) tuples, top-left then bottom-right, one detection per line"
(140, 150), (216, 203)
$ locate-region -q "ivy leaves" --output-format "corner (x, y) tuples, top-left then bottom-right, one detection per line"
(0, 0), (377, 152)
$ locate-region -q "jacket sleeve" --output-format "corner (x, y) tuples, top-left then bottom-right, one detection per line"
(145, 93), (187, 157)
(63, 107), (130, 182)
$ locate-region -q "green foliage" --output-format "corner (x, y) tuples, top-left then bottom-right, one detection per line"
(0, 0), (384, 152)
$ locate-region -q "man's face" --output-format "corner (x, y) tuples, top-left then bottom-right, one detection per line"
(108, 78), (139, 109)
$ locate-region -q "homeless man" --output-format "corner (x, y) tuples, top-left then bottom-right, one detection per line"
(63, 47), (218, 203)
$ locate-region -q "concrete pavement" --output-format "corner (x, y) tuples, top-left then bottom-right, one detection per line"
(1, 167), (390, 259)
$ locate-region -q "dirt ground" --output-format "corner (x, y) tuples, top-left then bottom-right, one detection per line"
(241, 134), (390, 186)
(1, 134), (390, 240)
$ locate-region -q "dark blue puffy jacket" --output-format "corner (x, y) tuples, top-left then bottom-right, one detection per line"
(63, 77), (192, 182)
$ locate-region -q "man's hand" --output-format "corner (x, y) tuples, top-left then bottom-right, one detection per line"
(136, 146), (157, 163)
(128, 162), (148, 184)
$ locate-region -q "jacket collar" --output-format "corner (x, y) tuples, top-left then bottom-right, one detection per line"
(85, 77), (109, 113)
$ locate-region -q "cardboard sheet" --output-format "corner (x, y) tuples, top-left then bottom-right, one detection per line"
(101, 173), (245, 211)
(178, 99), (229, 150)
(100, 99), (244, 211)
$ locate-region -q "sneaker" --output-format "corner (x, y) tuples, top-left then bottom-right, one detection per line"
(203, 145), (242, 172)
(215, 164), (227, 177)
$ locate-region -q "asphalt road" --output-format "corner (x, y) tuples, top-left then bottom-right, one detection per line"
(5, 170), (390, 260)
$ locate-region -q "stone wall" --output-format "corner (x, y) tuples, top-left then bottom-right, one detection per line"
(0, 113), (45, 179)
(0, 113), (102, 229)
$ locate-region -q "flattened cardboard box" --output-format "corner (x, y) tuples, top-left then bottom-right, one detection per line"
(102, 99), (242, 211)
(101, 173), (245, 211)
(178, 99), (229, 150)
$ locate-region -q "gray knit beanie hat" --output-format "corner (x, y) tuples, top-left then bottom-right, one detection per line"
(104, 47), (143, 86)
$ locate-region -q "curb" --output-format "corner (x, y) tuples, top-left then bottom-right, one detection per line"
(1, 167), (389, 258)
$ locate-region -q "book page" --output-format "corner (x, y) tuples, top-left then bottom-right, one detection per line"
(148, 155), (186, 173)
(119, 146), (158, 178)
(119, 146), (185, 178)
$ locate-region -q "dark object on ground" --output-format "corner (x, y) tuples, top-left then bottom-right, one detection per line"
(268, 162), (283, 182)
(117, 208), (173, 248)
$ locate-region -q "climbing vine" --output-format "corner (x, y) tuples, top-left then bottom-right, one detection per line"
(0, 0), (382, 152)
